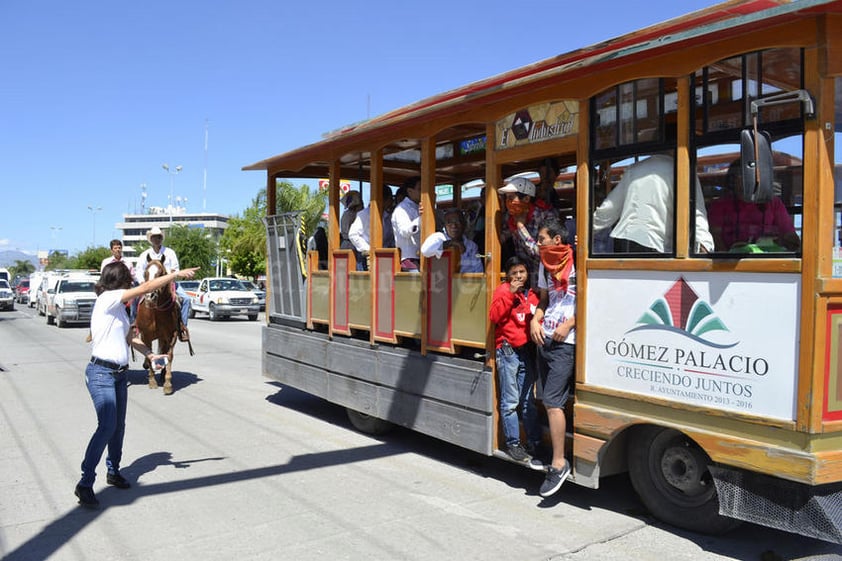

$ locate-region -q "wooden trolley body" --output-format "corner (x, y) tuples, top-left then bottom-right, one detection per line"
(249, 0), (842, 541)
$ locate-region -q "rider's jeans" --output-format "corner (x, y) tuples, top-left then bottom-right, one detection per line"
(176, 285), (190, 326)
(79, 362), (127, 487)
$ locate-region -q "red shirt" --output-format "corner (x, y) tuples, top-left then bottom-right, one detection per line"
(489, 283), (539, 349)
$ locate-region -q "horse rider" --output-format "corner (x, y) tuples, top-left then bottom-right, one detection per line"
(134, 226), (191, 342)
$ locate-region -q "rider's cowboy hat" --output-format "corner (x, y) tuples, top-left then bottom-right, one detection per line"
(146, 226), (165, 242)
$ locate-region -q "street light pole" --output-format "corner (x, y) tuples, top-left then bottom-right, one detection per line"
(162, 163), (183, 223)
(86, 205), (102, 247)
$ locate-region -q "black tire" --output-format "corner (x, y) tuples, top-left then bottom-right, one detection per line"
(346, 408), (392, 435)
(208, 303), (218, 322)
(628, 426), (740, 535)
(56, 311), (65, 328)
(248, 314), (258, 321)
(189, 307), (196, 319)
(46, 311), (54, 325)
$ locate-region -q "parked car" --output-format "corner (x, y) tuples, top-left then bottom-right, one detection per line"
(46, 274), (98, 327)
(14, 278), (30, 304)
(189, 277), (260, 321)
(240, 280), (265, 311)
(0, 279), (14, 311)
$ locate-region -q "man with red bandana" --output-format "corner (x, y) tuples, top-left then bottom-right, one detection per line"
(498, 176), (559, 288)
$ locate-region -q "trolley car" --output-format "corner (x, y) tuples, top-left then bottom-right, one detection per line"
(246, 0), (842, 542)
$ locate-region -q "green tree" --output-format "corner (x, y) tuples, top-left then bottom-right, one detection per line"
(271, 179), (327, 240)
(220, 181), (326, 279)
(163, 224), (216, 279)
(220, 198), (266, 279)
(10, 259), (35, 280)
(75, 246), (111, 270)
(45, 251), (73, 271)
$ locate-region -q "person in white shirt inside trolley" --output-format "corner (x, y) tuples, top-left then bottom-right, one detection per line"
(391, 176), (423, 272)
(134, 226), (191, 342)
(592, 152), (713, 253)
(420, 207), (484, 273)
(349, 186), (396, 271)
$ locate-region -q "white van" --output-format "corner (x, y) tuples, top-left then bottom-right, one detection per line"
(37, 272), (63, 317)
(28, 272), (45, 307)
(0, 268), (10, 284)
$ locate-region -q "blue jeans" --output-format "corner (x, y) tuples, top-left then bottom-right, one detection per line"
(176, 284), (190, 326)
(79, 362), (128, 487)
(496, 344), (541, 447)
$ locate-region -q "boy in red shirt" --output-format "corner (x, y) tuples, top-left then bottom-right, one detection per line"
(489, 256), (543, 466)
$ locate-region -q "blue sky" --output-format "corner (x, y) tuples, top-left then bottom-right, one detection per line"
(0, 0), (718, 255)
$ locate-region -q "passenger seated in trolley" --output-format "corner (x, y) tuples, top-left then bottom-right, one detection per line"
(348, 186), (396, 270)
(592, 152), (713, 253)
(707, 159), (801, 253)
(392, 177), (423, 272)
(420, 208), (484, 273)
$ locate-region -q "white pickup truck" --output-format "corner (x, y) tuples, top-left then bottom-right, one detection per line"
(47, 274), (98, 327)
(189, 277), (260, 321)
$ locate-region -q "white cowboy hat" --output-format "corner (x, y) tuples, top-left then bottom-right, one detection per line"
(146, 226), (165, 242)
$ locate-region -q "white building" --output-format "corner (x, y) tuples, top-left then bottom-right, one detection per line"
(115, 207), (229, 259)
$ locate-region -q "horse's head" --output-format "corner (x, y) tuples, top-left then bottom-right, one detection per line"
(143, 258), (171, 306)
(144, 256), (167, 282)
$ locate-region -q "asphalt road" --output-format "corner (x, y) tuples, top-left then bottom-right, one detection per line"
(2, 303), (842, 561)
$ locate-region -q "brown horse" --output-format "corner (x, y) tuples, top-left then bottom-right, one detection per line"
(134, 257), (193, 395)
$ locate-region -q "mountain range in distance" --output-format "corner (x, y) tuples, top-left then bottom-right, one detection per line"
(0, 250), (40, 269)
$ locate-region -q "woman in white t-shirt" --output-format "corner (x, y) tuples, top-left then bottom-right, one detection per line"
(75, 261), (198, 509)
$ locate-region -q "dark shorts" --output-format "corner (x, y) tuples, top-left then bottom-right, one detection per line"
(537, 340), (575, 409)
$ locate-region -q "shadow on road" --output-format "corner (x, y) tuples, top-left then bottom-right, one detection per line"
(263, 383), (842, 561)
(3, 442), (400, 561)
(126, 368), (202, 394)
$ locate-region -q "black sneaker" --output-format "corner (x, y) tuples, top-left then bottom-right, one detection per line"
(539, 461), (571, 498)
(527, 457), (547, 472)
(75, 485), (99, 508)
(506, 442), (531, 463)
(527, 441), (551, 463)
(106, 472), (131, 489)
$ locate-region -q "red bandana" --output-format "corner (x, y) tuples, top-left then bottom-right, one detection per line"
(538, 243), (573, 292)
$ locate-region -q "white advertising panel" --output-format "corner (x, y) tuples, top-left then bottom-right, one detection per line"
(585, 271), (800, 421)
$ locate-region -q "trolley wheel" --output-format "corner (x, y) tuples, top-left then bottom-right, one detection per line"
(628, 425), (739, 535)
(346, 408), (392, 435)
(208, 303), (218, 322)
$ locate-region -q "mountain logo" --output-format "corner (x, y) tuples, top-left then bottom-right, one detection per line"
(626, 277), (737, 349)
